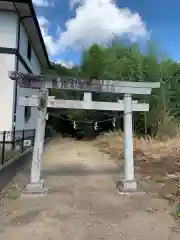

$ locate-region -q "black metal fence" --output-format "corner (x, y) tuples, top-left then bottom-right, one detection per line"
(0, 129), (35, 167)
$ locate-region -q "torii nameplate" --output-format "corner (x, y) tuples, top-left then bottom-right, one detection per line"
(9, 71), (160, 95)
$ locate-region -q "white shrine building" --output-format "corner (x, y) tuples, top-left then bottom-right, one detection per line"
(0, 0), (50, 131)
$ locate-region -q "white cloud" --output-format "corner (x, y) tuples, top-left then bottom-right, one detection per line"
(59, 0), (148, 51)
(33, 0), (54, 7)
(55, 60), (74, 69)
(69, 0), (83, 9)
(38, 16), (49, 26)
(38, 16), (59, 56)
(38, 0), (148, 56)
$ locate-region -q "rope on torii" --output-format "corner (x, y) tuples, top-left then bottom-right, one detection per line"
(47, 112), (118, 130)
(94, 121), (98, 131)
(112, 117), (116, 127)
(73, 121), (76, 130)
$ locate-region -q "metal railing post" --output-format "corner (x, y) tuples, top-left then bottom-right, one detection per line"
(2, 131), (6, 166)
(21, 129), (25, 153)
(12, 129), (15, 149)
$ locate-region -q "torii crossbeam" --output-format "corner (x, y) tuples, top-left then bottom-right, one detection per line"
(9, 71), (160, 195)
(20, 96), (149, 111)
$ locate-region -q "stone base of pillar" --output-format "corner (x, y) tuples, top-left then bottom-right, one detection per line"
(22, 179), (48, 196)
(116, 178), (146, 196)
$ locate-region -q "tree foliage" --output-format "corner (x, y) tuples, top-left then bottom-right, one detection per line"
(44, 40), (180, 138)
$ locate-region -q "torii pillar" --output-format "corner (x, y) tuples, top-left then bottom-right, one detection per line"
(26, 89), (48, 193)
(122, 94), (137, 190)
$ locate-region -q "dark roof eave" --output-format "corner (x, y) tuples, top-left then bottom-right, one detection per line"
(1, 0), (51, 68)
(26, 0), (51, 68)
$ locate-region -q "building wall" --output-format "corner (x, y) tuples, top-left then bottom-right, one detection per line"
(0, 11), (17, 48)
(15, 61), (40, 130)
(0, 54), (16, 131)
(15, 23), (42, 130)
(0, 11), (44, 132)
(19, 22), (41, 74)
(0, 11), (17, 131)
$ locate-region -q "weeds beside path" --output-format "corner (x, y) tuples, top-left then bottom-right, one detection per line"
(95, 131), (180, 220)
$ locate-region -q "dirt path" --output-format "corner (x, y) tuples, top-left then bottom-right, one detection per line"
(0, 137), (179, 239)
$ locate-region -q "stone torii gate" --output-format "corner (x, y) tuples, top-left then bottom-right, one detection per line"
(9, 71), (160, 194)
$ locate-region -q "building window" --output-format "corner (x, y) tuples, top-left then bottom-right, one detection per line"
(27, 40), (32, 61)
(24, 96), (31, 123)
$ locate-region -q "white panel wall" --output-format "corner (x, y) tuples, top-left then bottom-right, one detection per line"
(19, 22), (41, 74)
(0, 11), (17, 131)
(0, 12), (42, 131)
(15, 61), (39, 130)
(0, 11), (17, 48)
(0, 54), (15, 131)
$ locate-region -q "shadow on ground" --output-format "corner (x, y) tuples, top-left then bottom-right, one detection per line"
(42, 164), (120, 177)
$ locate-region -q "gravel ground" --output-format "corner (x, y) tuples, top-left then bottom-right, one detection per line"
(0, 137), (179, 240)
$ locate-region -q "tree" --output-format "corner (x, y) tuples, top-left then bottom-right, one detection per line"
(45, 40), (180, 138)
(81, 44), (104, 79)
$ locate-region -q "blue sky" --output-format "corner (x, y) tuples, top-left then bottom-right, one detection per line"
(32, 0), (180, 68)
